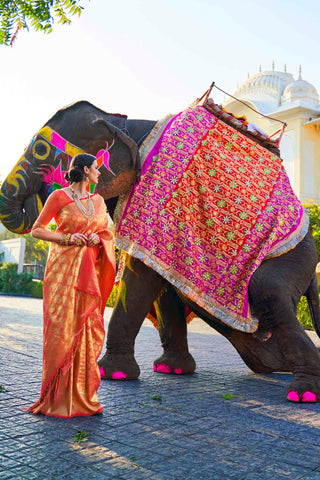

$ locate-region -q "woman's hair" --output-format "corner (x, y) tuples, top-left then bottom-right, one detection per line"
(65, 153), (96, 184)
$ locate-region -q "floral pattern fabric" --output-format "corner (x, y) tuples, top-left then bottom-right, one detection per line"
(116, 106), (308, 332)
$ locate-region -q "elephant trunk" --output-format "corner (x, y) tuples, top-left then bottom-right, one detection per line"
(0, 158), (43, 234)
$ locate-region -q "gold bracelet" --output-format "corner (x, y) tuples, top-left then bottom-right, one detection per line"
(60, 233), (71, 245)
(65, 233), (72, 246)
(60, 234), (67, 245)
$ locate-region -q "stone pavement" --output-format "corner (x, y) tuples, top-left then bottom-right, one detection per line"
(1, 295), (320, 480)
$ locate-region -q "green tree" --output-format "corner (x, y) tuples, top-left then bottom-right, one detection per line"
(24, 234), (49, 266)
(304, 204), (320, 260)
(0, 0), (85, 46)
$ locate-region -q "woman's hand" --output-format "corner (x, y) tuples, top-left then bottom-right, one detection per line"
(87, 233), (101, 247)
(69, 233), (88, 246)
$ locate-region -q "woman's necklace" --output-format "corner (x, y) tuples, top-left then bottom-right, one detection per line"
(70, 187), (95, 219)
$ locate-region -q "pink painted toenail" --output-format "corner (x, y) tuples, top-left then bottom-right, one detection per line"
(174, 368), (183, 374)
(99, 367), (106, 377)
(287, 391), (300, 402)
(153, 364), (157, 371)
(112, 371), (127, 379)
(302, 391), (317, 402)
(155, 364), (171, 373)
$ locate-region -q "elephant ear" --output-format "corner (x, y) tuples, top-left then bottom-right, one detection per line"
(96, 145), (116, 176)
(92, 119), (142, 175)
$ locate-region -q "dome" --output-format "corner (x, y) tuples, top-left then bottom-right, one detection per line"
(234, 70), (294, 101)
(224, 69), (295, 113)
(281, 75), (319, 105)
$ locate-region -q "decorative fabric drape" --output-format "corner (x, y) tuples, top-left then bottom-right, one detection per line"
(116, 106), (307, 333)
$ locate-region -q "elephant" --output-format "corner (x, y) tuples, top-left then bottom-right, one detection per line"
(1, 100), (320, 403)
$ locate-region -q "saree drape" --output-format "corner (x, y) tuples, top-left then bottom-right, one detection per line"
(28, 190), (116, 417)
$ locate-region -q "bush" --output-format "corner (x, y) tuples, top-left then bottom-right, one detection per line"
(304, 203), (320, 260)
(297, 286), (320, 331)
(30, 280), (43, 298)
(0, 263), (44, 297)
(297, 296), (314, 330)
(0, 263), (34, 295)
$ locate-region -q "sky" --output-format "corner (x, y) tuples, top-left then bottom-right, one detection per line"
(1, 0), (320, 181)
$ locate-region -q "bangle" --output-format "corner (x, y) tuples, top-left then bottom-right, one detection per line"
(65, 233), (72, 245)
(60, 233), (72, 245)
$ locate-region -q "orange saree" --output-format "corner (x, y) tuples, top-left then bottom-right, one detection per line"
(28, 190), (116, 417)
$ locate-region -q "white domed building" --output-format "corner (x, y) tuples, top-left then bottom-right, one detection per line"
(223, 65), (320, 204)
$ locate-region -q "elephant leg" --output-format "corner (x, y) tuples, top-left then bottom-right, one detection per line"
(215, 326), (291, 374)
(274, 317), (320, 402)
(227, 314), (320, 402)
(99, 256), (165, 380)
(249, 258), (320, 402)
(153, 285), (196, 375)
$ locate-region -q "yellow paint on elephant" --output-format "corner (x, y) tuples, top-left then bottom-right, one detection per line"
(36, 194), (43, 214)
(38, 126), (53, 141)
(125, 255), (138, 276)
(114, 280), (127, 313)
(65, 143), (83, 157)
(153, 300), (164, 332)
(5, 156), (26, 191)
(10, 223), (27, 234)
(38, 126), (83, 157)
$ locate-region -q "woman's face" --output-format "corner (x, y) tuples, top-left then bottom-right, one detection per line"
(87, 160), (101, 185)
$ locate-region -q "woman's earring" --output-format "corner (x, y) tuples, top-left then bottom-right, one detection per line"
(85, 175), (89, 182)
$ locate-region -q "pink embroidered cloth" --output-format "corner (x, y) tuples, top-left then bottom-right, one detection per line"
(116, 106), (308, 332)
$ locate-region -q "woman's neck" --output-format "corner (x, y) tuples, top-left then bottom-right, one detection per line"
(70, 182), (89, 197)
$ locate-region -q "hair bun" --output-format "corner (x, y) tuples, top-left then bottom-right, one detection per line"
(68, 167), (84, 183)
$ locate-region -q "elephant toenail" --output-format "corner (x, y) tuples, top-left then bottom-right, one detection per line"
(99, 367), (106, 377)
(112, 371), (127, 379)
(155, 364), (171, 373)
(302, 391), (317, 402)
(287, 391), (300, 402)
(174, 368), (183, 374)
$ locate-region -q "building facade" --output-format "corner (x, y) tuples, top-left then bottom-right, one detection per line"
(223, 66), (320, 204)
(0, 237), (26, 273)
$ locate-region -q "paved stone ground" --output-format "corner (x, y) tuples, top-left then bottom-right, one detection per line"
(1, 295), (320, 480)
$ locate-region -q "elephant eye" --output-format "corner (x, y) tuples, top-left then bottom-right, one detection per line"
(33, 140), (50, 160)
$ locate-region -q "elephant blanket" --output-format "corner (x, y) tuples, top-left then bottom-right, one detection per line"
(116, 106), (308, 332)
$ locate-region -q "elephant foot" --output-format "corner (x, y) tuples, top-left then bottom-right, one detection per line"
(99, 367), (127, 380)
(98, 353), (140, 380)
(153, 364), (184, 374)
(153, 352), (196, 375)
(287, 390), (318, 403)
(287, 373), (320, 403)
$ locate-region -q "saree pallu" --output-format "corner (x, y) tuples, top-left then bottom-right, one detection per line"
(28, 190), (116, 417)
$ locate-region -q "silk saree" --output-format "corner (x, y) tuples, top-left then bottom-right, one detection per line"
(28, 190), (116, 417)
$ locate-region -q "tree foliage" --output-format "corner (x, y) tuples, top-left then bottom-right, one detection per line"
(0, 0), (84, 46)
(304, 203), (320, 260)
(24, 233), (49, 265)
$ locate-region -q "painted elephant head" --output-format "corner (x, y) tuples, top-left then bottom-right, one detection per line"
(0, 101), (140, 233)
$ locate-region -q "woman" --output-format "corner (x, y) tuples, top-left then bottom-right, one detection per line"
(28, 153), (116, 417)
